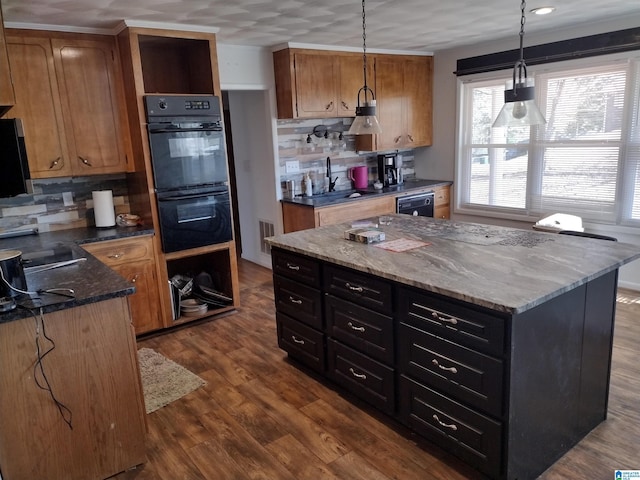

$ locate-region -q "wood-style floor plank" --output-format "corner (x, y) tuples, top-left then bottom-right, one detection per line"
(112, 261), (640, 480)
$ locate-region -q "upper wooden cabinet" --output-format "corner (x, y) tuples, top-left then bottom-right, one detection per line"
(0, 3), (15, 113)
(357, 55), (433, 152)
(273, 49), (372, 119)
(4, 31), (130, 177)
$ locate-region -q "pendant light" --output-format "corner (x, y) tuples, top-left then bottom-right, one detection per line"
(347, 0), (382, 135)
(492, 0), (546, 128)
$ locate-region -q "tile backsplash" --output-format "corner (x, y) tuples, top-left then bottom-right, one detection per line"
(277, 118), (415, 197)
(0, 174), (130, 233)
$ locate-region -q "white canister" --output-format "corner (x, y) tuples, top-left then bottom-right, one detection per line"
(92, 190), (116, 227)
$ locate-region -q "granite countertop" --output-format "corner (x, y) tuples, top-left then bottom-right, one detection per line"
(281, 179), (452, 207)
(0, 226), (154, 323)
(266, 214), (640, 314)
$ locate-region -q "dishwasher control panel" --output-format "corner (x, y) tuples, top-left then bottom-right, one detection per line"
(396, 192), (434, 217)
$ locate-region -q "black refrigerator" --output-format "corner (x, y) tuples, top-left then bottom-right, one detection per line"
(0, 118), (30, 198)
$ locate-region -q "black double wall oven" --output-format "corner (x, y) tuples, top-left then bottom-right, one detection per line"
(145, 95), (232, 253)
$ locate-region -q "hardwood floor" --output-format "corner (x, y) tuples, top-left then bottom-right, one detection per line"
(116, 260), (640, 480)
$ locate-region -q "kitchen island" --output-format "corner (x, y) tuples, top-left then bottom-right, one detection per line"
(0, 239), (147, 479)
(266, 215), (640, 479)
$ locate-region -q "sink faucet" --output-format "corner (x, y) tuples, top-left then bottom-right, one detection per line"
(326, 156), (338, 192)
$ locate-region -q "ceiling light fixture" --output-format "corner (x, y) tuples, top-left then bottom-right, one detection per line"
(530, 6), (555, 15)
(492, 0), (546, 128)
(347, 0), (382, 135)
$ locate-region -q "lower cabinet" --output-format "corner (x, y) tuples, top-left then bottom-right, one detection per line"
(82, 235), (163, 335)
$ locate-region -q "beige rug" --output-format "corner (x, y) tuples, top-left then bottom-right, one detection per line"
(137, 348), (206, 414)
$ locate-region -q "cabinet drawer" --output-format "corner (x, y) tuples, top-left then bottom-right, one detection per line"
(324, 264), (393, 315)
(434, 186), (450, 206)
(398, 322), (503, 417)
(272, 249), (321, 287)
(399, 375), (502, 479)
(277, 312), (325, 374)
(398, 287), (505, 357)
(82, 236), (154, 267)
(327, 339), (395, 414)
(325, 294), (394, 365)
(274, 275), (323, 329)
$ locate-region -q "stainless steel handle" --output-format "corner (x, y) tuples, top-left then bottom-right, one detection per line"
(286, 263), (300, 271)
(49, 157), (62, 169)
(349, 368), (367, 380)
(291, 336), (305, 345)
(347, 321), (365, 332)
(345, 282), (364, 293)
(325, 101), (334, 110)
(289, 296), (302, 305)
(432, 414), (457, 431)
(432, 359), (458, 374)
(431, 311), (458, 325)
(79, 156), (93, 167)
(178, 215), (213, 224)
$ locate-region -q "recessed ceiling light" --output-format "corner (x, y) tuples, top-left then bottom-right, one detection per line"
(530, 6), (556, 15)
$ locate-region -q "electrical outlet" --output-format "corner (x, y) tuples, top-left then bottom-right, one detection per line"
(285, 160), (300, 174)
(62, 192), (74, 206)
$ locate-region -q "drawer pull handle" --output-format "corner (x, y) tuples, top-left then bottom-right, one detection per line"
(432, 414), (458, 431)
(286, 263), (300, 271)
(347, 321), (365, 332)
(341, 101), (349, 110)
(432, 359), (458, 374)
(349, 368), (367, 380)
(79, 156), (93, 167)
(131, 274), (140, 283)
(289, 296), (303, 305)
(291, 336), (305, 345)
(345, 282), (364, 293)
(49, 157), (62, 169)
(431, 311), (458, 325)
(107, 253), (125, 259)
(325, 101), (334, 111)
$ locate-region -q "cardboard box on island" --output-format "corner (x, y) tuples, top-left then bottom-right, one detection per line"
(343, 227), (386, 244)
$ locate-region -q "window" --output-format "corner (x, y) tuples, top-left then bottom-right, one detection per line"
(457, 53), (640, 227)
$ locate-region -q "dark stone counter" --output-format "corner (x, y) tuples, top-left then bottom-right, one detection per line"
(0, 226), (154, 323)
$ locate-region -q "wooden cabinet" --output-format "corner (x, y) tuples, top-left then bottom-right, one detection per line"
(273, 48), (372, 119)
(434, 184), (451, 219)
(0, 297), (146, 480)
(357, 55), (433, 152)
(0, 2), (15, 113)
(82, 235), (163, 335)
(4, 31), (130, 178)
(282, 195), (396, 233)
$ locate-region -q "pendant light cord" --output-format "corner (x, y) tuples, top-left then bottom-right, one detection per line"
(514, 0), (527, 94)
(361, 0), (370, 100)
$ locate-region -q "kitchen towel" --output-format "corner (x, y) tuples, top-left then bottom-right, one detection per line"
(92, 190), (116, 227)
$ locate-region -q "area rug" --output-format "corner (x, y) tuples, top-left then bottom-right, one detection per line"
(137, 348), (206, 414)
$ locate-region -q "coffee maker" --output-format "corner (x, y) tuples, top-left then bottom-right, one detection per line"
(377, 153), (401, 187)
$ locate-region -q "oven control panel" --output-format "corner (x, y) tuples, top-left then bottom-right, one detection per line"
(144, 95), (220, 119)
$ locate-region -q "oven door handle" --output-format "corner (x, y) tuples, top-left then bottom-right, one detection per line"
(178, 215), (213, 224)
(149, 126), (222, 134)
(158, 192), (227, 201)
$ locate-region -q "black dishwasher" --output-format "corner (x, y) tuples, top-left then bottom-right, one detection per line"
(396, 192), (434, 217)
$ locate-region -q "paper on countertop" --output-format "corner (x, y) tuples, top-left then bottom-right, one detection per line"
(374, 238), (430, 252)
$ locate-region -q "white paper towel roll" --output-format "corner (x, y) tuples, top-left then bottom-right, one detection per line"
(92, 190), (115, 228)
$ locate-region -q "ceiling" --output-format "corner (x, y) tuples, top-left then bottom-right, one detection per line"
(3, 0), (640, 52)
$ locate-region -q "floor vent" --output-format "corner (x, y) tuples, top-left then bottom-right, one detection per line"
(259, 220), (275, 254)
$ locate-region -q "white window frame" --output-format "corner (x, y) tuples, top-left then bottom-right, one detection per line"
(455, 51), (640, 229)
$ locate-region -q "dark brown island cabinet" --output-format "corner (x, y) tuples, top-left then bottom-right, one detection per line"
(267, 215), (640, 479)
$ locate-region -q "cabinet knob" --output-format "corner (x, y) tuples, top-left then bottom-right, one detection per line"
(79, 156), (93, 167)
(131, 274), (140, 283)
(432, 414), (458, 431)
(49, 157), (62, 169)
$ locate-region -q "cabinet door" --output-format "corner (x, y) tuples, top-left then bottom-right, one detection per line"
(316, 195), (395, 227)
(374, 56), (405, 151)
(0, 7), (15, 110)
(338, 54), (374, 117)
(404, 57), (433, 147)
(5, 35), (72, 177)
(434, 185), (451, 219)
(118, 261), (162, 335)
(294, 53), (338, 118)
(52, 37), (128, 174)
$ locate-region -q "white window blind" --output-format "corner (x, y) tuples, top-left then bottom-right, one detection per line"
(458, 54), (640, 228)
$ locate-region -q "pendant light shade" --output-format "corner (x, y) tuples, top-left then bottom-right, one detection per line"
(347, 0), (382, 135)
(492, 0), (546, 128)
